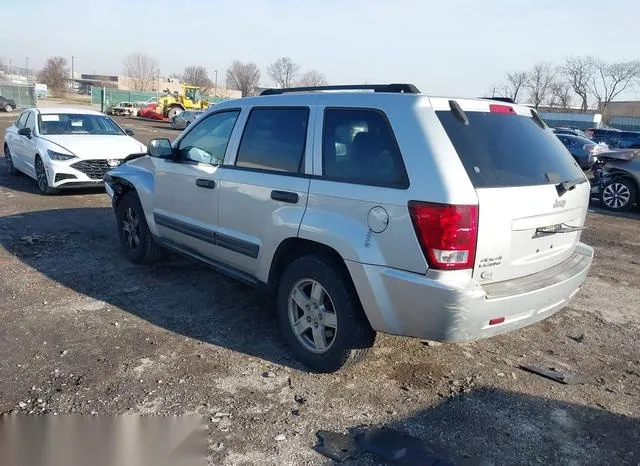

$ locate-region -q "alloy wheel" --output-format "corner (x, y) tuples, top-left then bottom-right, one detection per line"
(602, 182), (631, 209)
(5, 147), (14, 171)
(121, 206), (141, 251)
(288, 279), (338, 354)
(35, 158), (48, 192)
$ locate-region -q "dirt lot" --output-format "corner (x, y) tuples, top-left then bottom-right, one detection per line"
(1, 113), (639, 465)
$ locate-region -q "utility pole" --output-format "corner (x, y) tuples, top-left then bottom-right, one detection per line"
(71, 56), (75, 79)
(214, 70), (218, 97)
(25, 57), (29, 81)
(9, 58), (13, 83)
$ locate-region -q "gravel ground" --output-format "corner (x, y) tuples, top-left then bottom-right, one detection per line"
(1, 115), (639, 465)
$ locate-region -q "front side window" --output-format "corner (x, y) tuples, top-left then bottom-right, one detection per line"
(15, 112), (29, 129)
(177, 110), (240, 165)
(236, 108), (309, 173)
(38, 114), (125, 136)
(25, 112), (35, 131)
(322, 109), (408, 188)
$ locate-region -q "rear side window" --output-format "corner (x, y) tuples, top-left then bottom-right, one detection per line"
(436, 111), (584, 188)
(322, 109), (408, 188)
(236, 107), (309, 173)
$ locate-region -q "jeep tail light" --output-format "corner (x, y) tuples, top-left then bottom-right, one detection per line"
(408, 202), (478, 270)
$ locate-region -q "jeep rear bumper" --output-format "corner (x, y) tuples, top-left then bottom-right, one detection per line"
(346, 242), (593, 343)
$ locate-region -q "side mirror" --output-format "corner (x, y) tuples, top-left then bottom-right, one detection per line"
(18, 127), (32, 138)
(125, 128), (135, 136)
(148, 138), (173, 158)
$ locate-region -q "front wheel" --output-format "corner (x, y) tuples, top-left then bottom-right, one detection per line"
(277, 255), (376, 373)
(4, 104), (14, 112)
(35, 156), (59, 195)
(4, 145), (19, 175)
(600, 178), (637, 211)
(116, 192), (164, 264)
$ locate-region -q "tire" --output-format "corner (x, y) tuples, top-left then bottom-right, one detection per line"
(4, 104), (14, 112)
(599, 178), (637, 211)
(4, 145), (19, 175)
(277, 254), (376, 373)
(34, 156), (59, 195)
(166, 107), (183, 121)
(116, 192), (164, 264)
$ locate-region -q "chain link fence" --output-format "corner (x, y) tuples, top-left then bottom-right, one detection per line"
(0, 83), (36, 109)
(90, 87), (233, 108)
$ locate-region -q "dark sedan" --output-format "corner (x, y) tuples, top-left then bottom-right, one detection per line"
(557, 134), (607, 170)
(0, 96), (17, 112)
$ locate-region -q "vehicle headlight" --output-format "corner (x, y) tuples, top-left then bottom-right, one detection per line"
(47, 149), (76, 161)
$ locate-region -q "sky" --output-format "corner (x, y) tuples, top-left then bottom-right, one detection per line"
(2, 0), (640, 97)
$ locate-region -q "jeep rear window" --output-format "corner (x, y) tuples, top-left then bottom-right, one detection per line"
(436, 111), (585, 188)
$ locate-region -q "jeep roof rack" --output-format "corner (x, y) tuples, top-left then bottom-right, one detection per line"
(260, 83), (421, 96)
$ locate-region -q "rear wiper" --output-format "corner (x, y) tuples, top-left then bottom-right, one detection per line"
(555, 178), (587, 197)
(533, 223), (584, 238)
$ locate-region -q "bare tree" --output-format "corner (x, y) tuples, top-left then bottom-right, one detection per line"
(502, 71), (528, 102)
(37, 57), (69, 95)
(562, 57), (595, 112)
(268, 57), (300, 88)
(183, 65), (213, 93)
(226, 61), (261, 97)
(123, 53), (159, 91)
(525, 62), (555, 108)
(590, 59), (640, 116)
(548, 80), (573, 109)
(297, 70), (327, 87)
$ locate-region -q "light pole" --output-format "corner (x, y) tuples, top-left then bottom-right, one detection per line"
(9, 58), (13, 83)
(214, 70), (218, 97)
(70, 56), (76, 93)
(25, 57), (29, 82)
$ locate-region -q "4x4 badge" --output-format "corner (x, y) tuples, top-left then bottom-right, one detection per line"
(553, 199), (566, 208)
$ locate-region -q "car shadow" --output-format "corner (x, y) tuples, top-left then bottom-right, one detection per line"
(588, 199), (640, 219)
(0, 207), (302, 370)
(335, 387), (640, 465)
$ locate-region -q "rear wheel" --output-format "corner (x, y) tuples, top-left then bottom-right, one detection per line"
(4, 104), (14, 112)
(116, 192), (164, 264)
(35, 156), (59, 195)
(277, 254), (376, 373)
(4, 145), (19, 175)
(600, 178), (637, 211)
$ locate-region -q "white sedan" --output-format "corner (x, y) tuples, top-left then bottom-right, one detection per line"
(3, 107), (147, 194)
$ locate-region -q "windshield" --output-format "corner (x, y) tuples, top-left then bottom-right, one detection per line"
(436, 110), (585, 188)
(38, 114), (125, 136)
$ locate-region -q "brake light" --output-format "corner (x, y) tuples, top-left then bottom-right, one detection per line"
(408, 202), (479, 270)
(489, 104), (516, 114)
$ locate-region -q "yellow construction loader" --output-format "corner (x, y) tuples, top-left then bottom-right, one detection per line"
(158, 85), (209, 120)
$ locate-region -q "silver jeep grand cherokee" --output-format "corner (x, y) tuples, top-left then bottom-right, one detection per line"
(105, 84), (593, 373)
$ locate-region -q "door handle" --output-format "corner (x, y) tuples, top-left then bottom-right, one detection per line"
(196, 178), (215, 189)
(271, 190), (298, 204)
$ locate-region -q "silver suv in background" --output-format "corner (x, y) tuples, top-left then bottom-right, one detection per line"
(105, 84), (593, 372)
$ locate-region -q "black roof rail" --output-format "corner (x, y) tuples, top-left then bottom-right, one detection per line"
(260, 83), (420, 96)
(479, 96), (515, 103)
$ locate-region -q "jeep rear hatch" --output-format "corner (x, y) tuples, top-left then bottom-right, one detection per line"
(432, 98), (589, 284)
